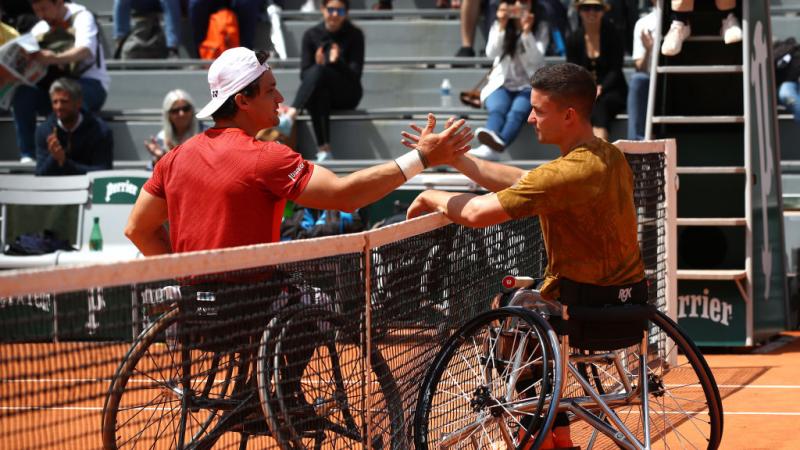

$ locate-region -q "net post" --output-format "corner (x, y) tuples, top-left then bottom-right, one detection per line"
(665, 138), (679, 367)
(363, 234), (374, 448)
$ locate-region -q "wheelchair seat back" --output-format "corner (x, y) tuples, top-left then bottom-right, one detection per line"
(558, 278), (649, 351)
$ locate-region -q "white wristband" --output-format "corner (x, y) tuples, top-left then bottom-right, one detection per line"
(394, 150), (425, 181)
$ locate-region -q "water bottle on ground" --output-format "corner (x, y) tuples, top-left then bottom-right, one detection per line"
(89, 217), (103, 251)
(440, 78), (452, 108)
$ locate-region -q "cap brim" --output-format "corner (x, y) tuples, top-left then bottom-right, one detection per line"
(195, 96), (228, 120)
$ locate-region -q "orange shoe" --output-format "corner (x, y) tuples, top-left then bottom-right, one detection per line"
(518, 428), (554, 450)
(553, 425), (579, 449)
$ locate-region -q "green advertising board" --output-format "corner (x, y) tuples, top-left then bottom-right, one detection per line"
(745, 2), (789, 340)
(0, 293), (55, 341)
(91, 176), (148, 205)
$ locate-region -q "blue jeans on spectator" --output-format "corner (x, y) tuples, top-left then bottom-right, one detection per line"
(12, 79), (107, 159)
(627, 71), (650, 140)
(114, 0), (182, 50)
(484, 87), (532, 147)
(189, 0), (264, 55)
(778, 81), (800, 123)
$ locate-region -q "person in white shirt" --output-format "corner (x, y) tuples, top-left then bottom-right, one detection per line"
(12, 0), (110, 163)
(626, 0), (658, 140)
(470, 0), (548, 161)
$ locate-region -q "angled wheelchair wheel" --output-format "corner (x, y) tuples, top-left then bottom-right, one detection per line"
(414, 306), (562, 450)
(567, 310), (723, 450)
(261, 306), (403, 449)
(102, 308), (242, 450)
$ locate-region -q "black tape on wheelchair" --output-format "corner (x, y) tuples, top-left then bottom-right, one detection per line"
(559, 278), (649, 351)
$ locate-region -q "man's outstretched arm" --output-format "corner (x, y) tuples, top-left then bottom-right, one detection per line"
(406, 190), (512, 228)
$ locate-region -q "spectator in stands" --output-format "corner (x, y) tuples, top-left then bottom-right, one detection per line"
(566, 0), (626, 141)
(12, 0), (109, 163)
(285, 0), (364, 161)
(626, 0), (658, 140)
(113, 0), (182, 59)
(470, 0), (548, 161)
(145, 89), (205, 166)
(454, 0), (567, 60)
(0, 11), (18, 93)
(124, 48), (472, 256)
(188, 0), (263, 56)
(776, 38), (800, 123)
(35, 78), (113, 176)
(661, 0), (741, 57)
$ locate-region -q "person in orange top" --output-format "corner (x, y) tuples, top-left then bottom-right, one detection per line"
(405, 62), (645, 449)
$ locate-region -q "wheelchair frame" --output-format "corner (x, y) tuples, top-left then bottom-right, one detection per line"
(414, 282), (724, 450)
(101, 297), (403, 450)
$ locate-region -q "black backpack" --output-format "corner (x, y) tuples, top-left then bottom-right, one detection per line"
(115, 13), (168, 60)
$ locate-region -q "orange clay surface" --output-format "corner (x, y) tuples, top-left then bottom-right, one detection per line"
(1, 332), (799, 449)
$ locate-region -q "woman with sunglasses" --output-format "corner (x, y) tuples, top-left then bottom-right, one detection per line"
(470, 0), (548, 161)
(566, 0), (626, 141)
(286, 0), (364, 162)
(145, 89), (204, 166)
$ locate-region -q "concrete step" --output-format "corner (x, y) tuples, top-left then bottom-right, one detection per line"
(103, 67), (503, 111)
(99, 18), (482, 59)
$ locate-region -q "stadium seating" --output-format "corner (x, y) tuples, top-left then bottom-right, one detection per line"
(0, 3), (798, 168)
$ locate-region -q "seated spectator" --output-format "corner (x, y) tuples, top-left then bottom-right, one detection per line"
(454, 0), (566, 60)
(13, 0), (109, 163)
(626, 0), (657, 140)
(661, 0), (741, 57)
(776, 37), (800, 123)
(145, 89), (205, 166)
(286, 0), (364, 161)
(567, 0), (627, 141)
(35, 78), (113, 176)
(113, 0), (182, 59)
(188, 0), (263, 57)
(470, 0), (548, 161)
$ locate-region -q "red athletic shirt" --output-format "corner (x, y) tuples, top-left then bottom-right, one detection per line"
(143, 127), (314, 253)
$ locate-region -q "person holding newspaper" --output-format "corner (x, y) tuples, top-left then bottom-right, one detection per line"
(11, 0), (109, 163)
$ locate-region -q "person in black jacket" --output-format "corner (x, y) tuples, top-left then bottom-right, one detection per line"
(566, 0), (626, 141)
(35, 78), (113, 175)
(286, 0), (364, 161)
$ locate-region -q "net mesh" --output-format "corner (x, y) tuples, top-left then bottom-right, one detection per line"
(0, 148), (670, 450)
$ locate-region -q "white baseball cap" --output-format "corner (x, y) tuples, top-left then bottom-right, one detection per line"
(195, 47), (271, 120)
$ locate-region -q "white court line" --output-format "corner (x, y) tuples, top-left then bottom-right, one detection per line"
(7, 379), (800, 390)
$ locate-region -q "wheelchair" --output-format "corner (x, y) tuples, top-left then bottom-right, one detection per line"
(414, 276), (724, 450)
(101, 283), (403, 450)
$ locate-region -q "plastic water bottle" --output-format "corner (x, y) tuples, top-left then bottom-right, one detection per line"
(440, 78), (452, 108)
(89, 217), (103, 251)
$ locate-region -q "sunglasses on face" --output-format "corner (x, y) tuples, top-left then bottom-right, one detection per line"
(326, 6), (347, 15)
(579, 4), (604, 12)
(169, 105), (193, 114)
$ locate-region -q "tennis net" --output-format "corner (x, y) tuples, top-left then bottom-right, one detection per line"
(0, 139), (675, 449)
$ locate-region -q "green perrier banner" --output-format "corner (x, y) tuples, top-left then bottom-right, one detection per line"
(746, 1), (789, 340)
(91, 176), (148, 205)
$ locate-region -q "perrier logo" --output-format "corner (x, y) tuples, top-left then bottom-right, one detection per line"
(92, 176), (149, 204)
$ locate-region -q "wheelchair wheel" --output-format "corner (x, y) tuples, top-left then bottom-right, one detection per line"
(568, 310), (723, 450)
(260, 307), (403, 449)
(414, 307), (562, 450)
(102, 308), (241, 450)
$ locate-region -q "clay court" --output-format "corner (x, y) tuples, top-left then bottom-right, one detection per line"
(1, 330), (799, 449)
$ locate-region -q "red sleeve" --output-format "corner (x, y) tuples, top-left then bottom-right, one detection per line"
(142, 155), (167, 198)
(256, 142), (315, 200)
